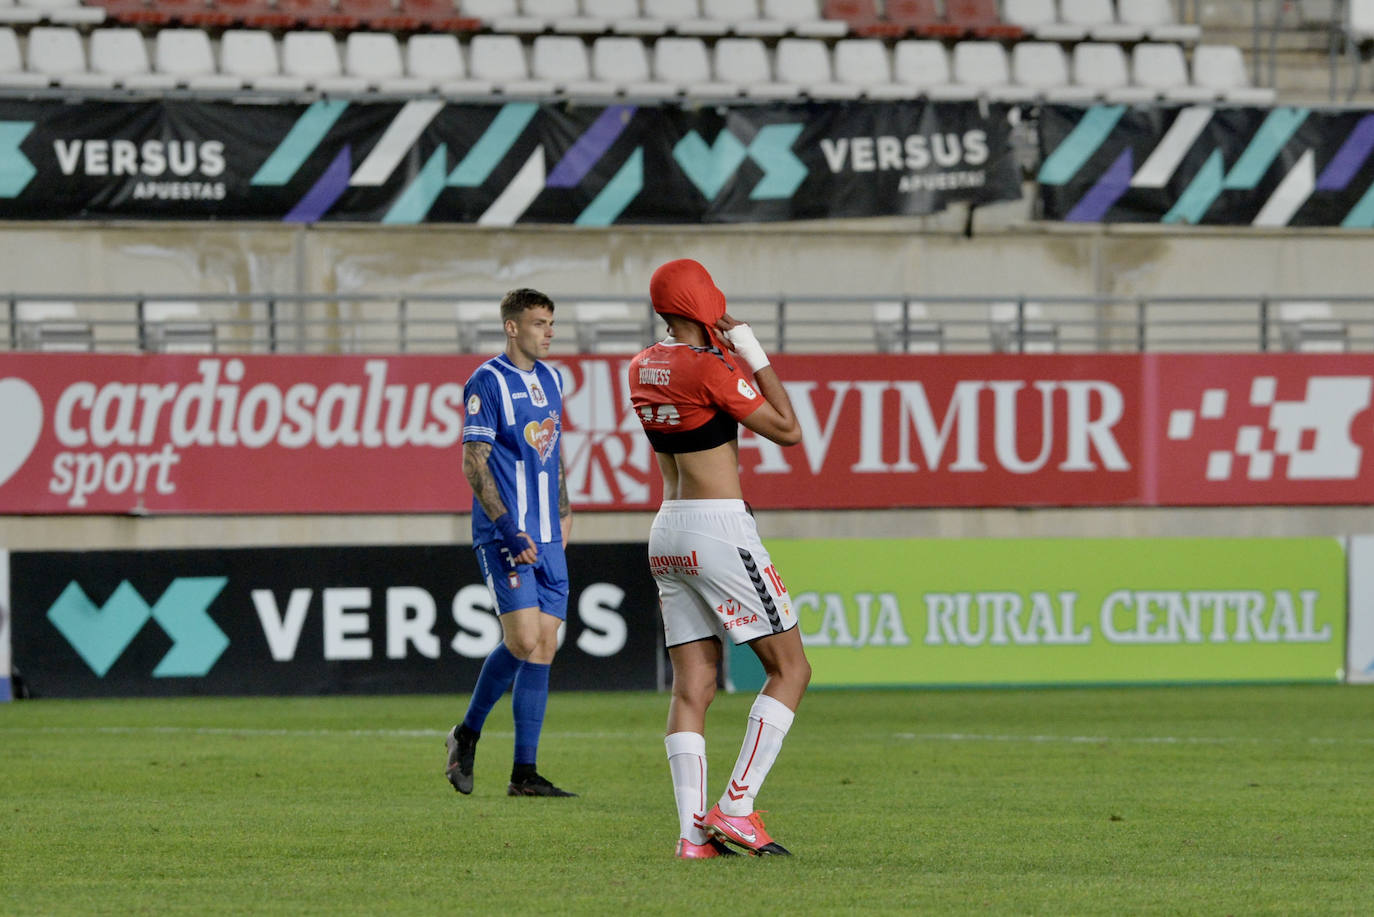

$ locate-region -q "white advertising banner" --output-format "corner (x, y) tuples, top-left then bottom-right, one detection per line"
(1347, 536), (1374, 685)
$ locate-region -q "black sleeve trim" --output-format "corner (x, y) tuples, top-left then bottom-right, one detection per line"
(645, 411), (739, 454)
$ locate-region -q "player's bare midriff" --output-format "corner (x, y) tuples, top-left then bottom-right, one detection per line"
(655, 440), (744, 501)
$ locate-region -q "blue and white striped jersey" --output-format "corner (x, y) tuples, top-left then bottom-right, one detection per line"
(462, 353), (565, 546)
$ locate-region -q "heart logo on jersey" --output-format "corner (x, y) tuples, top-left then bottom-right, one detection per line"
(524, 416), (558, 463)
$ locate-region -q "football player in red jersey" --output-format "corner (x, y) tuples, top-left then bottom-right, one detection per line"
(628, 259), (812, 859)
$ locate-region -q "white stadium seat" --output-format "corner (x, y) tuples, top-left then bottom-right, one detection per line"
(1073, 41), (1149, 102)
(346, 32), (431, 94)
(223, 29), (304, 92)
(592, 35), (674, 96)
(469, 33), (554, 96)
(407, 34), (492, 97)
(776, 36), (854, 98)
(952, 40), (1035, 102)
(714, 36), (798, 99)
(531, 34), (606, 95)
(654, 35), (733, 96)
(1058, 0), (1145, 42)
(0, 0), (43, 25)
(594, 0), (668, 36)
(832, 38), (911, 99)
(281, 31), (368, 95)
(0, 25), (49, 87)
(1120, 0), (1202, 43)
(1191, 44), (1276, 105)
(1354, 0), (1374, 42)
(17, 0), (102, 24)
(467, 0), (543, 33)
(892, 40), (977, 100)
(700, 0), (785, 37)
(26, 25), (92, 87)
(1013, 40), (1094, 102)
(1003, 0), (1085, 41)
(1131, 41), (1213, 103)
(79, 27), (177, 90)
(155, 29), (243, 92)
(763, 0), (846, 38)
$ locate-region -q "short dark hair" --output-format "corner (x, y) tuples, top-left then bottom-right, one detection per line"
(500, 288), (555, 322)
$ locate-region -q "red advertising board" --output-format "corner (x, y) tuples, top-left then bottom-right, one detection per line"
(0, 352), (1369, 513)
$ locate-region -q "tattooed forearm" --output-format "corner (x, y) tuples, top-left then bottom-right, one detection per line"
(558, 454), (571, 520)
(463, 441), (509, 523)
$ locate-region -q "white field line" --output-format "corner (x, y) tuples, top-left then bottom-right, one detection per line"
(895, 732), (1374, 746)
(0, 726), (1370, 745)
(0, 726), (639, 740)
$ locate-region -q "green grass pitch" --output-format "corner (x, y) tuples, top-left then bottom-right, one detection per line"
(3, 685), (1373, 915)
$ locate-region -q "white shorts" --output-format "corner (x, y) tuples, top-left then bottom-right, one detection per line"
(649, 499), (797, 648)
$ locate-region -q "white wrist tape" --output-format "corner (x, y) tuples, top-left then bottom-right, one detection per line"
(723, 323), (770, 372)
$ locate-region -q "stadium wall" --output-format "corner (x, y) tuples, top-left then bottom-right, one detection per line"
(3, 219), (1374, 303)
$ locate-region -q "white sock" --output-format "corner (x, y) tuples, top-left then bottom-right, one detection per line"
(665, 731), (709, 844)
(718, 694), (795, 817)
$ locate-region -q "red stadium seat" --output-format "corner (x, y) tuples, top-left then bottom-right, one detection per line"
(336, 0), (412, 30)
(406, 0), (481, 32)
(884, 0), (963, 38)
(276, 0), (336, 28)
(821, 0), (904, 38)
(91, 0), (172, 26)
(215, 0), (302, 28)
(945, 0), (1024, 39)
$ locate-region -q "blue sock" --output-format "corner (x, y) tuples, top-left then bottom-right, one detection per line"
(461, 642), (523, 735)
(511, 661), (550, 767)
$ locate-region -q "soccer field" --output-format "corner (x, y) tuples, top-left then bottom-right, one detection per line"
(2, 685), (1372, 916)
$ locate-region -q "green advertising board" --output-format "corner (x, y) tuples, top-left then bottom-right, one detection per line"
(730, 538), (1346, 689)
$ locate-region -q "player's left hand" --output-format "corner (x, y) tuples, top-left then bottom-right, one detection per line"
(715, 313), (743, 336)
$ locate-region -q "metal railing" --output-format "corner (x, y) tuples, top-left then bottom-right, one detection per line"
(5, 291), (1374, 354)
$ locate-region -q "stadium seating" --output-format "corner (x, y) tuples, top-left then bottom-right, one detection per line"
(150, 28), (230, 89)
(952, 40), (1034, 101)
(1191, 43), (1276, 105)
(1002, 0), (1085, 40)
(24, 25), (87, 86)
(1120, 0), (1200, 43)
(0, 25), (48, 85)
(832, 37), (913, 99)
(885, 0), (963, 39)
(891, 39), (977, 99)
(822, 0), (904, 39)
(1353, 0), (1374, 43)
(762, 0), (846, 39)
(222, 27), (302, 91)
(945, 0), (1023, 39)
(591, 34), (674, 96)
(12, 0), (103, 24)
(1058, 0), (1145, 43)
(1129, 41), (1214, 103)
(1071, 41), (1148, 102)
(653, 35), (728, 96)
(713, 36), (798, 99)
(468, 32), (554, 95)
(1011, 40), (1093, 102)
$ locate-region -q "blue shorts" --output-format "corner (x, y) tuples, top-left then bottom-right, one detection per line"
(474, 539), (570, 620)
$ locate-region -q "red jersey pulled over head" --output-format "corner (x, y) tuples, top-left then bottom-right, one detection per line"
(649, 259), (727, 327)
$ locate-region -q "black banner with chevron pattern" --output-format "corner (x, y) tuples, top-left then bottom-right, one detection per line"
(0, 98), (1020, 223)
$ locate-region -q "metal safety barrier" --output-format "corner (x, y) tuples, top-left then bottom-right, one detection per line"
(5, 291), (1374, 355)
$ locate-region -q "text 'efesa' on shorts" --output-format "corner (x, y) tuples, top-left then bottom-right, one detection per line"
(649, 499), (797, 648)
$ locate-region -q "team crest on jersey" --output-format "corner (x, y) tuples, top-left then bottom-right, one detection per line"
(523, 412), (559, 463)
(529, 380), (548, 407)
(737, 378), (758, 400)
(467, 393), (482, 415)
